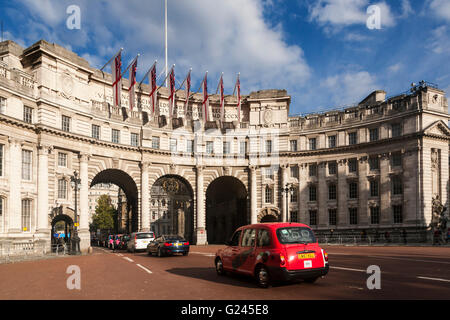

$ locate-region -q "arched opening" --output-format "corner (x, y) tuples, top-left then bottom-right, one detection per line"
(50, 211), (74, 250)
(150, 175), (194, 242)
(206, 176), (248, 244)
(258, 207), (281, 223)
(90, 169), (139, 234)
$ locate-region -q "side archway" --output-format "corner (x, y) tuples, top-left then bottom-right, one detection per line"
(258, 207), (280, 223)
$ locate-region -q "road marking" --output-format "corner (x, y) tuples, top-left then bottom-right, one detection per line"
(136, 264), (153, 274)
(329, 266), (365, 272)
(190, 252), (216, 257)
(417, 276), (450, 283)
(368, 256), (450, 265)
(123, 257), (134, 263)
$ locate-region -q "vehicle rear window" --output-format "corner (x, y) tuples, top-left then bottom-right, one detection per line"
(136, 233), (154, 239)
(276, 227), (316, 244)
(165, 236), (186, 241)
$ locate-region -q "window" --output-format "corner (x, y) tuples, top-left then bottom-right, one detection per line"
(239, 141), (247, 156)
(309, 210), (318, 226)
(309, 138), (317, 150)
(169, 139), (177, 152)
(276, 226), (316, 244)
(392, 152), (402, 167)
(349, 182), (358, 199)
(0, 144), (3, 176)
(229, 230), (242, 246)
(370, 180), (379, 197)
(290, 166), (299, 179)
(290, 187), (298, 203)
(92, 124), (100, 139)
(328, 161), (337, 175)
(392, 176), (403, 195)
(266, 140), (272, 153)
(0, 197), (3, 232)
(21, 199), (31, 232)
(393, 205), (403, 223)
(206, 141), (214, 154)
(348, 132), (357, 145)
(257, 229), (271, 247)
(348, 158), (357, 173)
(131, 133), (139, 147)
(392, 123), (402, 137)
(290, 140), (298, 151)
(223, 141), (230, 154)
(0, 96), (6, 114)
(265, 186), (273, 203)
(58, 152), (67, 167)
(370, 207), (380, 224)
(187, 140), (194, 153)
(290, 211), (298, 223)
(349, 208), (358, 225)
(62, 115), (71, 132)
(369, 128), (379, 142)
(309, 163), (317, 177)
(328, 209), (337, 226)
(152, 136), (160, 149)
(111, 129), (120, 144)
(58, 179), (67, 199)
(369, 156), (379, 170)
(309, 185), (317, 201)
(265, 168), (274, 180)
(241, 228), (256, 247)
(22, 150), (32, 180)
(328, 135), (336, 148)
(328, 184), (337, 200)
(23, 106), (33, 124)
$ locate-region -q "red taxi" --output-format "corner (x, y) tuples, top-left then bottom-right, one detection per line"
(215, 222), (329, 288)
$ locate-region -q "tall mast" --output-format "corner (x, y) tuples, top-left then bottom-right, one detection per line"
(165, 0), (168, 87)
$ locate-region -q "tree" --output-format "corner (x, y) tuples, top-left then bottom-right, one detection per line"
(90, 195), (116, 232)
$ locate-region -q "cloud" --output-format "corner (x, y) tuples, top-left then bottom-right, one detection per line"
(430, 0), (450, 21)
(388, 63), (402, 73)
(399, 0), (414, 18)
(428, 26), (450, 54)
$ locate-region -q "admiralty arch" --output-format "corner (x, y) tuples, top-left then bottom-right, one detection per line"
(0, 39), (448, 252)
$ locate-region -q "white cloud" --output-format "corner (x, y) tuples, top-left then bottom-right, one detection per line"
(399, 0), (414, 18)
(388, 63), (402, 73)
(428, 26), (450, 54)
(430, 0), (450, 21)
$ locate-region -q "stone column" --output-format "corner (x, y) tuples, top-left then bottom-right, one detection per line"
(8, 138), (22, 233)
(318, 162), (327, 228)
(196, 166), (207, 244)
(250, 165), (258, 224)
(79, 153), (90, 252)
(358, 156), (368, 226)
(280, 164), (288, 222)
(337, 159), (348, 228)
(37, 144), (51, 234)
(379, 153), (391, 225)
(140, 161), (150, 231)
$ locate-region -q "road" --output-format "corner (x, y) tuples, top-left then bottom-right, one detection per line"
(0, 245), (449, 300)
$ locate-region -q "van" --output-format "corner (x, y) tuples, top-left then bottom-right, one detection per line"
(127, 231), (155, 253)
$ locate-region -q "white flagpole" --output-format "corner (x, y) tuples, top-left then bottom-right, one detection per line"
(165, 0), (168, 87)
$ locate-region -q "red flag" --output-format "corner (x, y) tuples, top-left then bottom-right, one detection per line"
(111, 52), (122, 107)
(184, 70), (191, 118)
(128, 56), (138, 110)
(236, 73), (241, 122)
(168, 67), (175, 117)
(149, 63), (157, 115)
(202, 72), (209, 123)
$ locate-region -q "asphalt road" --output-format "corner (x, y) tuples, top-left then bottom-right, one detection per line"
(0, 245), (449, 300)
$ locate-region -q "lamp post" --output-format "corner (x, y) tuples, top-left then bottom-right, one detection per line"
(70, 170), (81, 255)
(281, 183), (295, 222)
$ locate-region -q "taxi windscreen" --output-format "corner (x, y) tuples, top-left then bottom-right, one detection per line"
(276, 227), (316, 244)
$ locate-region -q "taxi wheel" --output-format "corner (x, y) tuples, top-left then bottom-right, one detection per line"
(215, 258), (225, 276)
(256, 266), (270, 288)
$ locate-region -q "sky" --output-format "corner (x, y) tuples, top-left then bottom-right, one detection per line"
(1, 0), (449, 115)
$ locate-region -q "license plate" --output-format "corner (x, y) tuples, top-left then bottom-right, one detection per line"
(298, 253), (315, 259)
(174, 243), (181, 246)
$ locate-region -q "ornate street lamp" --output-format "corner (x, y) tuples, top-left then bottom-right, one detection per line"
(70, 170), (81, 255)
(281, 183), (295, 222)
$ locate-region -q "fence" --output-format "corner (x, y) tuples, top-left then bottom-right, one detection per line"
(316, 231), (429, 245)
(0, 240), (70, 263)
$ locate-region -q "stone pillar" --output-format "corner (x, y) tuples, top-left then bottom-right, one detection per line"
(140, 161), (150, 231)
(250, 165), (258, 224)
(8, 138), (22, 233)
(298, 164), (307, 223)
(79, 153), (90, 252)
(196, 166), (207, 244)
(37, 144), (51, 234)
(318, 162), (327, 228)
(280, 164), (288, 222)
(379, 153), (391, 225)
(337, 159), (348, 228)
(358, 156), (368, 226)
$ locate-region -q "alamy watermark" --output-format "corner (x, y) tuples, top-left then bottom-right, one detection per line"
(66, 5), (81, 30)
(66, 265), (81, 290)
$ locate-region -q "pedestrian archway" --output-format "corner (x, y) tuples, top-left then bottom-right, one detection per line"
(49, 207), (75, 250)
(258, 207), (281, 223)
(206, 176), (248, 244)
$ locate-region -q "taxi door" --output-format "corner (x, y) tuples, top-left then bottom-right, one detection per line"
(222, 230), (242, 272)
(234, 228), (257, 275)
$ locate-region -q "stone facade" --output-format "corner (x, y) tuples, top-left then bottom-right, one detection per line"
(0, 39), (448, 252)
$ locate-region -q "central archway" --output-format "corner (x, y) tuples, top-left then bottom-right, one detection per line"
(90, 169), (139, 234)
(206, 176), (248, 244)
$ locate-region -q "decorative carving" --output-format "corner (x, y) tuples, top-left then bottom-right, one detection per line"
(61, 71), (74, 99)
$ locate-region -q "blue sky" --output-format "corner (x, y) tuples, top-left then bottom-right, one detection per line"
(1, 0), (449, 115)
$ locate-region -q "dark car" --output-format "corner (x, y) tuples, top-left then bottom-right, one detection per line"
(147, 235), (190, 257)
(119, 234), (130, 250)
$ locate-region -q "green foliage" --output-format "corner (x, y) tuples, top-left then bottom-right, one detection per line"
(90, 194), (116, 231)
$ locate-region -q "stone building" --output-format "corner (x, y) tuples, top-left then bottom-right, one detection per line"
(0, 39), (448, 252)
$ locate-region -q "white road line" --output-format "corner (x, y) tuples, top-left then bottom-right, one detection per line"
(329, 266), (366, 272)
(368, 256), (450, 265)
(123, 257), (134, 263)
(417, 276), (450, 283)
(190, 252), (216, 257)
(136, 264), (153, 274)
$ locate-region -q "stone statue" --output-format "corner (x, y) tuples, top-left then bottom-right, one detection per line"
(429, 195), (448, 245)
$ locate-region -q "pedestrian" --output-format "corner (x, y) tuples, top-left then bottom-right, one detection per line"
(402, 229), (407, 244)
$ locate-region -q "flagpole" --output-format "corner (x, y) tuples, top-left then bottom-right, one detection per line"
(215, 72), (223, 94)
(138, 60), (157, 89)
(100, 48), (123, 71)
(165, 0), (168, 87)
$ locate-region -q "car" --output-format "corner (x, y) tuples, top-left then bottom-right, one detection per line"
(147, 235), (190, 257)
(127, 231), (155, 253)
(119, 234), (130, 250)
(113, 234), (123, 250)
(215, 222), (329, 288)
